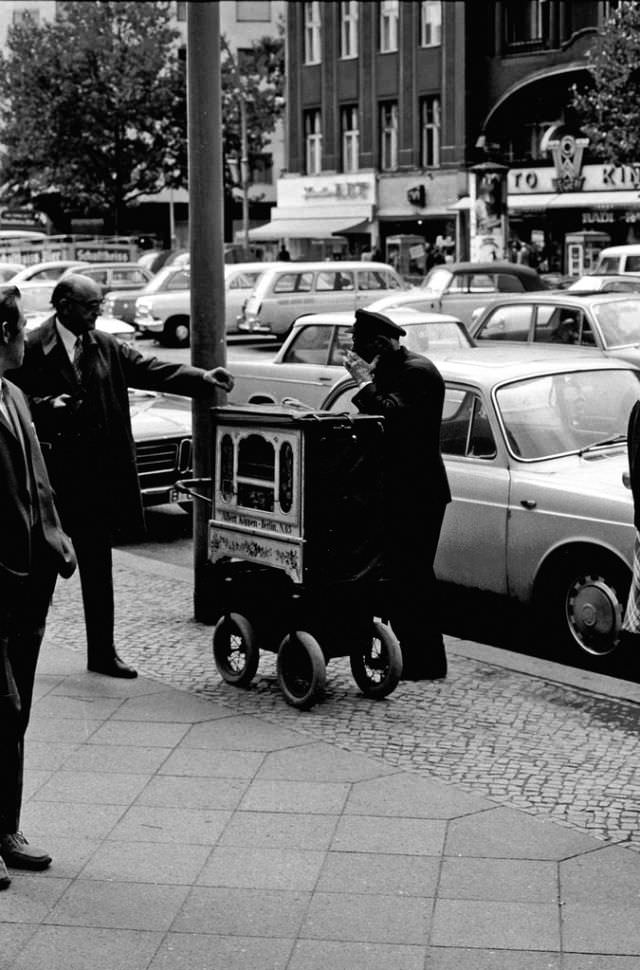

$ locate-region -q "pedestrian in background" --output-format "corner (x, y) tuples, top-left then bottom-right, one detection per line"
(12, 274), (233, 680)
(277, 242), (290, 261)
(0, 286), (76, 890)
(344, 308), (451, 680)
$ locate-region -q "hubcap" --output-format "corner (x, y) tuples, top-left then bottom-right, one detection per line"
(567, 575), (622, 656)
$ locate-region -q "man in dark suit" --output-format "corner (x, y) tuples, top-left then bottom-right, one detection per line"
(0, 286), (76, 890)
(344, 307), (451, 680)
(12, 273), (233, 680)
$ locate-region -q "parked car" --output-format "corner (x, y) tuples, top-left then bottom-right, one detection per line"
(59, 261), (153, 297)
(566, 274), (640, 293)
(10, 259), (90, 283)
(229, 307), (474, 409)
(103, 264), (190, 327)
(15, 281), (135, 342)
(365, 261), (548, 327)
(593, 244), (640, 276)
(469, 292), (640, 368)
(129, 390), (192, 509)
(0, 261), (27, 282)
(238, 261), (408, 338)
(133, 262), (280, 347)
(321, 347), (640, 669)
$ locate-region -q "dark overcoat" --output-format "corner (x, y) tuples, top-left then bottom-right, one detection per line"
(0, 379), (74, 578)
(11, 316), (213, 536)
(353, 346), (451, 524)
(628, 399), (640, 531)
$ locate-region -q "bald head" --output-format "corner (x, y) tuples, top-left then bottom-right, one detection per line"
(51, 274), (103, 335)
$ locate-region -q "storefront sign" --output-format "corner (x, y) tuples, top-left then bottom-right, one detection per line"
(302, 181), (370, 200)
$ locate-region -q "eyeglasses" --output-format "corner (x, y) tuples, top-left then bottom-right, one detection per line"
(68, 297), (103, 312)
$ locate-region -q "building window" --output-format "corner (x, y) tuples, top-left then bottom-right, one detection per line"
(250, 153), (273, 185)
(304, 1), (322, 64)
(175, 1), (187, 21)
(380, 101), (398, 171)
(420, 96), (440, 168)
(380, 0), (399, 53)
(420, 1), (441, 46)
(504, 0), (550, 48)
(340, 1), (359, 58)
(236, 1), (271, 21)
(341, 106), (359, 172)
(305, 109), (322, 174)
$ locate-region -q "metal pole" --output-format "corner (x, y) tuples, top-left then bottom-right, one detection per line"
(240, 95), (250, 258)
(187, 0), (226, 622)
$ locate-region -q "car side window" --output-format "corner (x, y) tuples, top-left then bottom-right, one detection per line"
(328, 326), (354, 365)
(496, 273), (525, 293)
(86, 270), (108, 285)
(273, 272), (313, 293)
(229, 272), (260, 290)
(167, 270), (190, 291)
(357, 270), (386, 291)
(382, 271), (402, 289)
(626, 256), (640, 273)
(281, 325), (332, 364)
(440, 387), (496, 459)
(113, 268), (145, 284)
(475, 304), (532, 341)
(538, 306), (585, 345)
(468, 273), (497, 293)
(315, 271), (355, 292)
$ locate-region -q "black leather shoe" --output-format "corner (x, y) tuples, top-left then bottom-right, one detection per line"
(88, 654), (138, 678)
(1, 832), (51, 871)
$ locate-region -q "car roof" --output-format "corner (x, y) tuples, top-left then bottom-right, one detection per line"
(475, 290), (640, 308)
(292, 308), (465, 329)
(224, 262), (286, 276)
(598, 245), (640, 255)
(429, 261), (544, 280)
(257, 261), (397, 273)
(63, 262), (146, 271)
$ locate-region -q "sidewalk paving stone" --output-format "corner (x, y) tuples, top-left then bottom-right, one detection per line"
(147, 933), (294, 970)
(10, 927), (162, 970)
(44, 880), (190, 932)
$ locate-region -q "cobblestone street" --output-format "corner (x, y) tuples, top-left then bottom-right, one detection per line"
(43, 550), (640, 852)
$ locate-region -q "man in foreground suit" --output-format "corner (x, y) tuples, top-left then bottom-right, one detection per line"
(13, 273), (233, 679)
(0, 286), (76, 890)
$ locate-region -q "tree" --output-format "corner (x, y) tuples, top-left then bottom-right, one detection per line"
(220, 32), (285, 201)
(572, 0), (640, 164)
(0, 1), (186, 231)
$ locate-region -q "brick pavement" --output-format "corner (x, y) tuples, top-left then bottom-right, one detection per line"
(3, 548), (640, 968)
(44, 549), (640, 850)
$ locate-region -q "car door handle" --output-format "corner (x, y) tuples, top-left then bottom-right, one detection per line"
(520, 499), (537, 510)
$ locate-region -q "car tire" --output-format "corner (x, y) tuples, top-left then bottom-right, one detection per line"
(212, 612), (260, 687)
(349, 621), (402, 699)
(276, 631), (326, 709)
(536, 548), (631, 669)
(163, 316), (190, 348)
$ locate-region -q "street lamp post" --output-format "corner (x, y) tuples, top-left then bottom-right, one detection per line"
(239, 94), (250, 258)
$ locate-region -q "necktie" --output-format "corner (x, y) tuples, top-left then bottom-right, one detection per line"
(73, 335), (84, 384)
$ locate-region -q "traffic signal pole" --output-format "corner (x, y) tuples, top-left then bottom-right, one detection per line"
(187, 1), (226, 621)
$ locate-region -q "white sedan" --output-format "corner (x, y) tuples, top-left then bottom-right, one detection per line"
(322, 347), (639, 670)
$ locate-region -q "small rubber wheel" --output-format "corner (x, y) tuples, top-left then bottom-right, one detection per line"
(212, 613), (259, 687)
(350, 621), (402, 699)
(276, 631), (326, 709)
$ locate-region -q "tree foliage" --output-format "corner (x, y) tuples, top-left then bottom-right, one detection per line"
(572, 0), (640, 164)
(0, 1), (186, 226)
(220, 31), (285, 196)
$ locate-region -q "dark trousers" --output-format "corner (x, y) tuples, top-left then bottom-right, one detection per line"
(386, 503), (447, 674)
(0, 549), (57, 833)
(61, 511), (115, 665)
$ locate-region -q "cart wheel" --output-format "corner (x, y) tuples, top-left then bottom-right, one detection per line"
(350, 621), (402, 699)
(212, 613), (259, 687)
(277, 631), (326, 710)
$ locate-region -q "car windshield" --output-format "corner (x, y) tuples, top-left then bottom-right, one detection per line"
(591, 298), (640, 348)
(419, 268), (451, 294)
(403, 321), (472, 353)
(495, 368), (640, 461)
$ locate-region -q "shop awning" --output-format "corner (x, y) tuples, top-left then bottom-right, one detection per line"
(508, 194), (557, 211)
(509, 191), (640, 211)
(248, 216), (369, 241)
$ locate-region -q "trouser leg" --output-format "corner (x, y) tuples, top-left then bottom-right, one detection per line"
(387, 505), (447, 675)
(0, 560), (56, 833)
(66, 519), (115, 665)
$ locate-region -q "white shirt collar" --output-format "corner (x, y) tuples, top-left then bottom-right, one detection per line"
(56, 317), (80, 362)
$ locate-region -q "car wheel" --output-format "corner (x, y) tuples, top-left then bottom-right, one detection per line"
(164, 316), (190, 348)
(276, 631), (326, 709)
(537, 549), (630, 667)
(349, 621), (402, 699)
(212, 612), (259, 686)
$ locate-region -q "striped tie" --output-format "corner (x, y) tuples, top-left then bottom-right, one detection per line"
(73, 335), (84, 384)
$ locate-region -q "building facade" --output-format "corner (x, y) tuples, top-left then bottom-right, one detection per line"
(252, 0), (628, 274)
